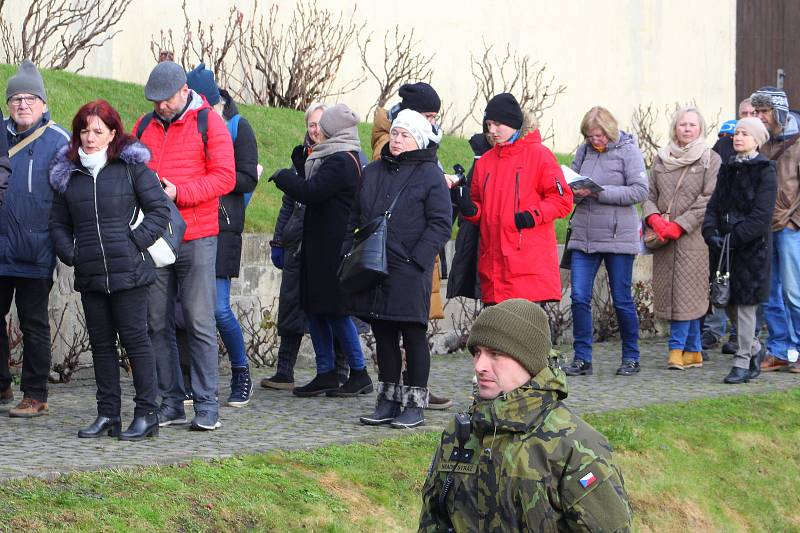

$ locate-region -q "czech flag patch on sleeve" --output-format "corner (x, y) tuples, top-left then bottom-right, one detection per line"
(579, 472), (597, 489)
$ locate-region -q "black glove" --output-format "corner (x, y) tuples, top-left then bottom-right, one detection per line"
(707, 232), (725, 253)
(514, 211), (535, 230)
(290, 144), (308, 177)
(453, 185), (477, 217)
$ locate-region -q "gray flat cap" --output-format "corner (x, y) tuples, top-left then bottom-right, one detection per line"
(144, 61), (187, 102)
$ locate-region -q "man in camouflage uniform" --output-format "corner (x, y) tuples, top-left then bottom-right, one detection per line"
(419, 299), (632, 532)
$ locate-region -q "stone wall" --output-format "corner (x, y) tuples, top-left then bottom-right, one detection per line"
(26, 233), (660, 373)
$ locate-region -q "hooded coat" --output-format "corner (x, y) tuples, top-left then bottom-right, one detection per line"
(49, 142), (171, 293)
(463, 130), (573, 303)
(419, 366), (632, 532)
(1, 112), (69, 279)
(342, 144), (451, 325)
(702, 154), (778, 305)
(567, 131), (649, 255)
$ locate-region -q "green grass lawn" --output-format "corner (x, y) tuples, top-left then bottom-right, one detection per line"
(0, 64), (570, 239)
(2, 389), (799, 532)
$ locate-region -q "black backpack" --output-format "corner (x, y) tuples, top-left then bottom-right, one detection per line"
(135, 108), (210, 157)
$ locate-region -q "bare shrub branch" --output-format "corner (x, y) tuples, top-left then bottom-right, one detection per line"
(445, 40), (566, 139)
(1, 0), (133, 71)
(357, 25), (434, 115)
(49, 302), (92, 383)
(236, 297), (279, 368)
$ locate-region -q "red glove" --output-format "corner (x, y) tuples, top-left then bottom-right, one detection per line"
(662, 221), (684, 240)
(646, 214), (669, 240)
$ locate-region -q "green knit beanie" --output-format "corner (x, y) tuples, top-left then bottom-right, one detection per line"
(467, 299), (551, 377)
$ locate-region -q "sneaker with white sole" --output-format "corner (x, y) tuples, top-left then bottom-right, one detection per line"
(190, 411), (221, 431)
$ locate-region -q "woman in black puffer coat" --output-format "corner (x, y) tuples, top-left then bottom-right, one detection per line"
(50, 100), (170, 441)
(345, 109), (451, 429)
(702, 117), (777, 384)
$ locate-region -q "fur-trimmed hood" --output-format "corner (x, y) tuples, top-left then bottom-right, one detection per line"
(49, 141), (151, 193)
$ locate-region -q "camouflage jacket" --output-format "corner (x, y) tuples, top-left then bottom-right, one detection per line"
(418, 366), (632, 532)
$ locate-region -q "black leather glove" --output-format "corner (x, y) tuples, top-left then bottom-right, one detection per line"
(268, 169), (287, 183)
(514, 211), (535, 230)
(453, 185), (477, 217)
(290, 144), (308, 177)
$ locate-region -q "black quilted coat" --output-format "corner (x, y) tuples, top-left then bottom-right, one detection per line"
(702, 154), (778, 305)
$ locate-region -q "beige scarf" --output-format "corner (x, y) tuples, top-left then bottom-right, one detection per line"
(657, 137), (707, 172)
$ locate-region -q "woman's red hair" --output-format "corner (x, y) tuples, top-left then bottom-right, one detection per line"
(66, 99), (137, 163)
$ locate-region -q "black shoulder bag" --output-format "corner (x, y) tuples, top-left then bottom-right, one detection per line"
(338, 179), (411, 293)
(710, 234), (731, 308)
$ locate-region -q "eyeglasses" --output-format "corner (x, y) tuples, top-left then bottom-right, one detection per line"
(422, 112), (440, 122)
(8, 95), (39, 107)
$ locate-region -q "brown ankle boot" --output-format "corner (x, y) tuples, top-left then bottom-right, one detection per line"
(668, 349), (685, 370)
(682, 351), (703, 368)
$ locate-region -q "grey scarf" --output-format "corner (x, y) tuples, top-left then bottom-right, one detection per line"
(304, 126), (361, 178)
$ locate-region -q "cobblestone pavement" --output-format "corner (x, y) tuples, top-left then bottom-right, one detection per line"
(1, 338), (798, 480)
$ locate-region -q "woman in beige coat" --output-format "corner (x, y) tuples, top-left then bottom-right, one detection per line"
(642, 107), (721, 370)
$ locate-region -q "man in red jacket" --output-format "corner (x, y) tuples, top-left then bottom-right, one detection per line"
(456, 93), (572, 305)
(134, 61), (235, 431)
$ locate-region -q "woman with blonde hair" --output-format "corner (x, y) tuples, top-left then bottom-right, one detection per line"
(643, 107), (721, 370)
(564, 106), (648, 377)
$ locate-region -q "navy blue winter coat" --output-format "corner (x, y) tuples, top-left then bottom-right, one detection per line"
(49, 142), (171, 293)
(0, 113), (69, 279)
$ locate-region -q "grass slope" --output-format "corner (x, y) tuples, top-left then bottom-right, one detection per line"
(2, 389), (799, 532)
(0, 64), (569, 239)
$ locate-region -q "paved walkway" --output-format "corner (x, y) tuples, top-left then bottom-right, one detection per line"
(1, 339), (798, 480)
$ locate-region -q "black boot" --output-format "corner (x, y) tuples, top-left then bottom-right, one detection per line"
(564, 359), (593, 376)
(292, 372), (340, 397)
(328, 367), (373, 397)
(723, 366), (750, 384)
(78, 415), (121, 438)
(360, 382), (402, 425)
(360, 398), (401, 425)
(391, 407), (425, 429)
(119, 413), (159, 441)
(748, 345), (766, 380)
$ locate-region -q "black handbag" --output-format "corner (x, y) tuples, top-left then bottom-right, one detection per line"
(560, 211), (575, 270)
(710, 234), (731, 308)
(338, 180), (411, 293)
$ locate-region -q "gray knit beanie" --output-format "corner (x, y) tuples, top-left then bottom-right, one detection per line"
(6, 59), (46, 103)
(145, 61), (187, 102)
(319, 103), (360, 137)
(467, 299), (552, 377)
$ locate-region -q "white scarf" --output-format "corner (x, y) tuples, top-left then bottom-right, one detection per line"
(78, 146), (109, 179)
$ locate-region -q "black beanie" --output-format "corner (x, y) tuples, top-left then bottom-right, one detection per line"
(484, 93), (523, 129)
(398, 82), (441, 113)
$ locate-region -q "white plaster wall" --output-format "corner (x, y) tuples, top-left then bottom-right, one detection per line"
(4, 0), (736, 152)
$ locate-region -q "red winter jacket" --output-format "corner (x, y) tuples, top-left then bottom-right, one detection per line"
(464, 130), (573, 303)
(132, 93), (235, 241)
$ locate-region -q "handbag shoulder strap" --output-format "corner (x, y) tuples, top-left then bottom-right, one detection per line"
(716, 234), (731, 275)
(769, 132), (800, 161)
(384, 166), (421, 217)
(124, 163), (142, 225)
(665, 164), (691, 215)
(344, 151), (362, 176)
(8, 120), (54, 158)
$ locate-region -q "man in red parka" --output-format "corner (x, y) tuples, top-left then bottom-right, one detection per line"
(455, 93), (572, 305)
(133, 61), (235, 432)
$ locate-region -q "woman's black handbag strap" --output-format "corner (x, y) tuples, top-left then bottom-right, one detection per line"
(715, 234), (731, 276)
(384, 180), (411, 218)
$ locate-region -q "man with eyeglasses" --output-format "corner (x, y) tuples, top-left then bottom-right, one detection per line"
(369, 82), (454, 411)
(749, 86), (800, 373)
(0, 59), (70, 417)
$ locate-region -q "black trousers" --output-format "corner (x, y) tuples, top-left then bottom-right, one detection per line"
(82, 287), (157, 417)
(0, 276), (53, 401)
(372, 320), (430, 388)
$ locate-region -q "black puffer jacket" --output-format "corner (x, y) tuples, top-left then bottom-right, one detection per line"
(343, 144), (452, 325)
(272, 150), (361, 316)
(216, 97), (259, 278)
(49, 142), (171, 293)
(702, 154), (778, 305)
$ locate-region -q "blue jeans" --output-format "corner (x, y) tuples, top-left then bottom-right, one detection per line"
(570, 251), (640, 362)
(763, 228), (800, 359)
(306, 314), (365, 373)
(149, 237), (219, 415)
(215, 277), (247, 368)
(669, 319), (702, 351)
